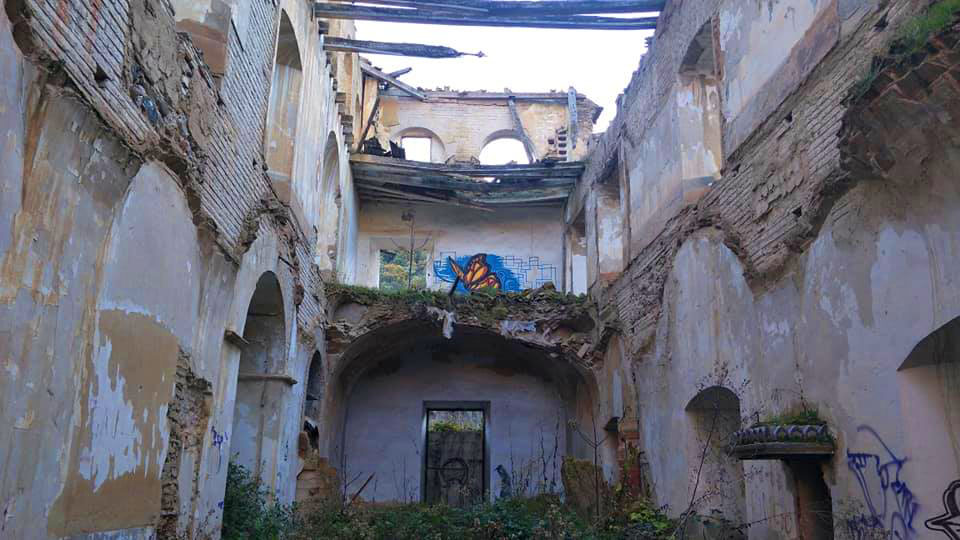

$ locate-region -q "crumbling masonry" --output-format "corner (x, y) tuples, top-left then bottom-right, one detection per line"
(1, 0), (960, 538)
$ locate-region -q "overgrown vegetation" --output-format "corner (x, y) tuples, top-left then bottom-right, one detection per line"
(851, 0), (960, 100)
(220, 462), (675, 539)
(751, 406), (825, 427)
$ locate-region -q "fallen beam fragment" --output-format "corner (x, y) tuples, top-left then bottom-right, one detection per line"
(387, 67), (413, 78)
(360, 64), (426, 100)
(313, 3), (659, 30)
(324, 37), (484, 58)
(507, 96), (538, 163)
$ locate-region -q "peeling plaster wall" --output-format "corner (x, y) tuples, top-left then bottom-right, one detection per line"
(356, 202), (563, 292)
(0, 0), (355, 536)
(342, 349), (568, 502)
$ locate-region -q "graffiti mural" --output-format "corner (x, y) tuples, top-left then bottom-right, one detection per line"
(927, 480), (960, 539)
(845, 425), (920, 540)
(434, 252), (557, 293)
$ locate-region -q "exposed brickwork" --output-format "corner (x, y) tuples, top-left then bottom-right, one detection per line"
(13, 0), (327, 339)
(586, 0), (923, 357)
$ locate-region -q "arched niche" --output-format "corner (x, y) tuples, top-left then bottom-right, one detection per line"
(684, 385), (746, 525)
(317, 320), (599, 504)
(897, 315), (960, 529)
(393, 127), (447, 163)
(228, 272), (288, 485)
(317, 133), (342, 275)
(264, 10), (303, 200)
(480, 131), (530, 165)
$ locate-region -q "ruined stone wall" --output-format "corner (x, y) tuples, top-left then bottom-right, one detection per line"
(375, 92), (600, 163)
(0, 0), (357, 537)
(577, 0), (960, 537)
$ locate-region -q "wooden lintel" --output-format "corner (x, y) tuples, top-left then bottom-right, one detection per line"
(360, 64), (426, 100)
(387, 67), (413, 78)
(507, 97), (538, 163)
(238, 372), (299, 385)
(312, 3), (659, 30)
(324, 37), (482, 59)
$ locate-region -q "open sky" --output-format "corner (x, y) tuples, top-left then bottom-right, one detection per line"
(354, 21), (655, 133)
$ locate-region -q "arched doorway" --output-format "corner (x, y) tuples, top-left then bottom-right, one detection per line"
(685, 386), (746, 525)
(320, 321), (597, 506)
(228, 272), (287, 484)
(317, 133), (341, 274)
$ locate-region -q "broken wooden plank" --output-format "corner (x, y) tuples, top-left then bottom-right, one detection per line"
(568, 86), (579, 151)
(507, 96), (538, 163)
(312, 3), (659, 30)
(324, 37), (484, 59)
(359, 184), (494, 211)
(387, 67), (413, 78)
(351, 153), (584, 176)
(360, 64), (426, 101)
(354, 174), (576, 192)
(356, 96), (380, 153)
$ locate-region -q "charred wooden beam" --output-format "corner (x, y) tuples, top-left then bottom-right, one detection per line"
(339, 0), (665, 16)
(568, 86), (579, 150)
(360, 64), (426, 101)
(354, 173), (576, 192)
(312, 3), (659, 30)
(351, 154), (585, 177)
(387, 67), (413, 78)
(507, 96), (538, 163)
(324, 37), (484, 59)
(359, 184), (494, 211)
(356, 96), (380, 153)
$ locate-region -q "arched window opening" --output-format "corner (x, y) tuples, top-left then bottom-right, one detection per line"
(227, 272), (286, 491)
(564, 212), (587, 295)
(677, 20), (723, 195)
(305, 351), (324, 421)
(479, 137), (530, 165)
(264, 11), (303, 183)
(400, 136), (432, 162)
(685, 386), (746, 526)
(897, 316), (960, 528)
(317, 134), (342, 274)
(394, 128), (446, 163)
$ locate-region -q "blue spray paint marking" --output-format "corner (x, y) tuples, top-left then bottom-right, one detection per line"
(846, 425), (919, 540)
(211, 426), (229, 472)
(434, 252), (557, 292)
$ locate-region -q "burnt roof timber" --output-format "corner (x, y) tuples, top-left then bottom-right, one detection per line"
(323, 0), (666, 16)
(351, 154), (584, 177)
(312, 3), (659, 29)
(324, 37), (482, 58)
(353, 174), (576, 192)
(360, 64), (426, 100)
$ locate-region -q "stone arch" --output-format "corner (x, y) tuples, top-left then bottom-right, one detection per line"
(228, 271), (288, 488)
(264, 10), (304, 194)
(897, 315), (960, 530)
(684, 385), (746, 525)
(393, 126), (447, 163)
(316, 313), (600, 503)
(480, 129), (530, 165)
(317, 132), (342, 275)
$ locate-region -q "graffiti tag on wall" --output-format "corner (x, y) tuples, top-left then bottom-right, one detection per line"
(434, 252), (557, 293)
(927, 479), (960, 539)
(846, 425), (919, 540)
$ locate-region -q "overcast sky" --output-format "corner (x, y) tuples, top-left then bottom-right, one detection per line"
(354, 21), (655, 133)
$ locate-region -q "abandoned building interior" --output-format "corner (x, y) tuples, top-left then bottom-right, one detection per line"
(1, 0), (960, 538)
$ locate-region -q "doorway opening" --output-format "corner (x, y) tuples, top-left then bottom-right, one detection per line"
(787, 461), (835, 540)
(422, 401), (489, 507)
